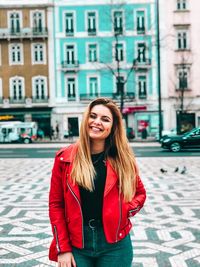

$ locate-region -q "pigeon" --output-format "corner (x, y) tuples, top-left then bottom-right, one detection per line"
(180, 166), (187, 174)
(174, 167), (179, 172)
(160, 168), (167, 173)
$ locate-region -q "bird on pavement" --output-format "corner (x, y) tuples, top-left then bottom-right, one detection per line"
(174, 167), (179, 172)
(180, 166), (187, 174)
(160, 168), (167, 173)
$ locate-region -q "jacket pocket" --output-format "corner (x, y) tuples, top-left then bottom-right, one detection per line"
(117, 219), (132, 240)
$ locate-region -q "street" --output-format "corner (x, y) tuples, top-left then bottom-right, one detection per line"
(0, 142), (200, 158)
(0, 144), (200, 266)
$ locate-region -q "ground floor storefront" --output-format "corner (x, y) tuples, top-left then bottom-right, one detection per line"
(0, 107), (52, 138)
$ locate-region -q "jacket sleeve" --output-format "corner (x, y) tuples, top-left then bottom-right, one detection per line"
(128, 175), (146, 217)
(49, 151), (72, 254)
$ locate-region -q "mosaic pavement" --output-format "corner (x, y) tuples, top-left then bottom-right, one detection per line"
(0, 157), (200, 267)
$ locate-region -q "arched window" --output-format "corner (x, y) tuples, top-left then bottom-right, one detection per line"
(32, 76), (47, 101)
(9, 76), (25, 102)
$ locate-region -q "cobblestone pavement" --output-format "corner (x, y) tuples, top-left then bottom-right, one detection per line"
(0, 157), (200, 267)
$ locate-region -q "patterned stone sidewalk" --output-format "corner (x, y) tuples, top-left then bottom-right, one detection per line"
(0, 157), (200, 267)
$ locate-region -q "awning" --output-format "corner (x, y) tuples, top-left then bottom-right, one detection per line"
(123, 106), (147, 114)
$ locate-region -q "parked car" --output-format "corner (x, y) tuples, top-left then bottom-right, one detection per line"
(160, 127), (200, 152)
(126, 127), (135, 140)
(155, 128), (177, 141)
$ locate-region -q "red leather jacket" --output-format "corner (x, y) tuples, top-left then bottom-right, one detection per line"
(49, 144), (146, 262)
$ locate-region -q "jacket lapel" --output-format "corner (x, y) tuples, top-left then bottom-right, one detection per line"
(104, 160), (118, 197)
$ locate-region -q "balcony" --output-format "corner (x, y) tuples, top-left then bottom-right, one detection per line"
(61, 60), (79, 72)
(80, 92), (135, 101)
(0, 27), (48, 40)
(114, 26), (123, 35)
(137, 27), (145, 34)
(88, 28), (96, 36)
(9, 97), (26, 104)
(133, 58), (151, 69)
(65, 29), (74, 36)
(32, 96), (49, 103)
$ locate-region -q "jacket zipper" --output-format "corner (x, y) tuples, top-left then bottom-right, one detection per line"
(115, 195), (122, 242)
(129, 206), (140, 213)
(53, 225), (61, 253)
(66, 180), (84, 248)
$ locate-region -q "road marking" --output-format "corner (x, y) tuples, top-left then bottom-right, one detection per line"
(37, 150), (57, 153)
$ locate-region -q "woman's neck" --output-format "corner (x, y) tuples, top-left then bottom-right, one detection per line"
(90, 141), (105, 154)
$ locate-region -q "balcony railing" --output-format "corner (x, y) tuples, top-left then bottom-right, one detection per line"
(114, 26), (123, 35)
(9, 97), (26, 104)
(0, 27), (48, 39)
(133, 58), (151, 68)
(80, 92), (135, 101)
(88, 28), (96, 36)
(61, 60), (79, 72)
(137, 27), (145, 34)
(32, 96), (48, 103)
(65, 29), (74, 36)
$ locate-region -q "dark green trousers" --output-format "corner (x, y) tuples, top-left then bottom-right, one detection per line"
(72, 224), (133, 267)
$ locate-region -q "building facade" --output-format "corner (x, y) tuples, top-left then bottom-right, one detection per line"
(52, 0), (159, 138)
(159, 0), (200, 133)
(0, 0), (54, 137)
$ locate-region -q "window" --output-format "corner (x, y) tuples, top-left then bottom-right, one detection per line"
(177, 0), (187, 10)
(88, 44), (97, 62)
(113, 11), (123, 34)
(87, 12), (96, 35)
(115, 43), (124, 61)
(32, 76), (47, 100)
(177, 67), (189, 90)
(65, 13), (74, 35)
(66, 77), (76, 100)
(32, 11), (44, 33)
(10, 43), (23, 64)
(137, 43), (146, 62)
(9, 11), (21, 33)
(32, 43), (45, 64)
(89, 77), (98, 96)
(136, 10), (145, 34)
(9, 77), (24, 101)
(137, 75), (147, 99)
(177, 30), (188, 50)
(65, 45), (75, 63)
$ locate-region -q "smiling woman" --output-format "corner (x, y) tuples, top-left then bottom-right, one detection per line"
(48, 97), (146, 267)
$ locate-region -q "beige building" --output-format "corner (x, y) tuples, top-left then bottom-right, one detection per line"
(159, 0), (200, 133)
(0, 1), (53, 136)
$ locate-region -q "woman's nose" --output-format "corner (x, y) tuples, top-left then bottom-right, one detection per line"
(93, 117), (101, 124)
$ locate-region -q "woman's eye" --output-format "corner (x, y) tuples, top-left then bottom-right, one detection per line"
(89, 114), (96, 119)
(102, 118), (110, 122)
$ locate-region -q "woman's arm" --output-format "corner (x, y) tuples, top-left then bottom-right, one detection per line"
(49, 153), (72, 254)
(128, 175), (146, 217)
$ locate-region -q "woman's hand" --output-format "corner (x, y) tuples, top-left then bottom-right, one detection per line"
(58, 252), (76, 267)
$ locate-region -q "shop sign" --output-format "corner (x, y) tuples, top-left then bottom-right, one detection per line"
(0, 115), (14, 121)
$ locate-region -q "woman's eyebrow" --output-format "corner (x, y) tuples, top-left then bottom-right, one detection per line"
(102, 115), (112, 121)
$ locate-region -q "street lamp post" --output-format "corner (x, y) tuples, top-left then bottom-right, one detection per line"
(156, 0), (163, 140)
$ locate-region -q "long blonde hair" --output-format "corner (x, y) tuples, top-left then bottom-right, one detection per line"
(71, 98), (138, 202)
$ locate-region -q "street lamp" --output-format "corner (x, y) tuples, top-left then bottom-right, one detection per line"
(156, 0), (163, 140)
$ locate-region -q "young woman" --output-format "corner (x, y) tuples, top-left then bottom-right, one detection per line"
(49, 98), (146, 267)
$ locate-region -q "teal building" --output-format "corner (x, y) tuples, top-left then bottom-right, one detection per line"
(51, 0), (159, 138)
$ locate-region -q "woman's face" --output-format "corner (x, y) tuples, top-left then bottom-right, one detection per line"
(87, 104), (113, 142)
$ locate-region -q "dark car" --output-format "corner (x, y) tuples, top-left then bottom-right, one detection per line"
(161, 127), (200, 152)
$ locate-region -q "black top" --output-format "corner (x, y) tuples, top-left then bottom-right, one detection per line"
(79, 151), (106, 223)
